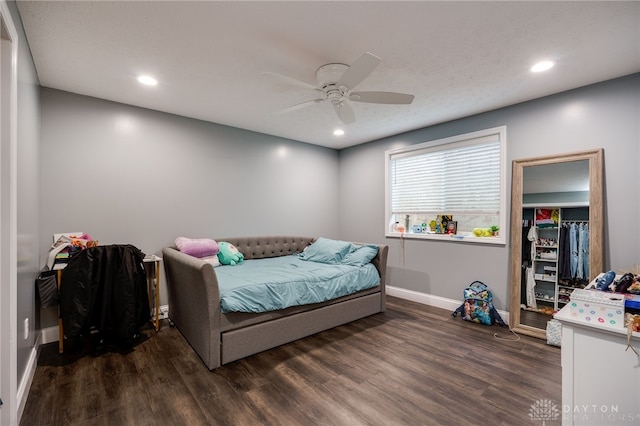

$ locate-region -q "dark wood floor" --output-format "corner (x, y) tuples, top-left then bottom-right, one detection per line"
(520, 308), (554, 329)
(21, 296), (561, 426)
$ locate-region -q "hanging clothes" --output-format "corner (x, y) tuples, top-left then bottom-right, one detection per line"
(569, 223), (578, 279)
(60, 244), (150, 349)
(560, 221), (589, 282)
(580, 223), (589, 279)
(558, 224), (571, 279)
(527, 225), (538, 262)
(522, 224), (532, 262)
(576, 224), (583, 280)
(526, 266), (537, 308)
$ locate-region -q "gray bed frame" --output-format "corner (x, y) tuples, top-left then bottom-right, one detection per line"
(162, 236), (389, 370)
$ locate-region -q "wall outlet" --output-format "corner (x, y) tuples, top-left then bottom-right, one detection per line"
(23, 318), (29, 340)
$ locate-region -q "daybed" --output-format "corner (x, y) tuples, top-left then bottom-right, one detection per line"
(162, 236), (388, 370)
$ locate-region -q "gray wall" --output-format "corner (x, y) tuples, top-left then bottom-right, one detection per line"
(339, 74), (640, 310)
(7, 0), (41, 397)
(37, 74), (640, 328)
(39, 88), (341, 326)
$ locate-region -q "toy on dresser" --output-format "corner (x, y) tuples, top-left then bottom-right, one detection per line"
(596, 270), (640, 294)
(576, 270), (640, 331)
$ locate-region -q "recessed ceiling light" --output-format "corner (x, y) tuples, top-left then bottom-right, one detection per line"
(530, 60), (555, 73)
(333, 129), (345, 136)
(137, 75), (158, 86)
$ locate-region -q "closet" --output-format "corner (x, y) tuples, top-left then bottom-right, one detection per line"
(521, 206), (589, 315)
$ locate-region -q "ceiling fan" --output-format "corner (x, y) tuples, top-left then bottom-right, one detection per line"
(264, 52), (415, 125)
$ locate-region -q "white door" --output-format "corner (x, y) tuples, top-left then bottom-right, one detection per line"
(0, 3), (18, 424)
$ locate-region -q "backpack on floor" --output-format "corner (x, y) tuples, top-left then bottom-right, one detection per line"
(452, 281), (506, 327)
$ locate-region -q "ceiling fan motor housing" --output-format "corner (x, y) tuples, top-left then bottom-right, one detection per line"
(316, 63), (349, 102)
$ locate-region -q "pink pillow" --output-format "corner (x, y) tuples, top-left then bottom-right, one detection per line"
(175, 237), (219, 258)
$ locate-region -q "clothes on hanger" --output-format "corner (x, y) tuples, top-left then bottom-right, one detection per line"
(559, 221), (589, 281)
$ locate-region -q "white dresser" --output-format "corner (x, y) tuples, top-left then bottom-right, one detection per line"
(555, 304), (640, 425)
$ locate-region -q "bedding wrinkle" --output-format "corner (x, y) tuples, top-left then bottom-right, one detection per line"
(216, 255), (379, 313)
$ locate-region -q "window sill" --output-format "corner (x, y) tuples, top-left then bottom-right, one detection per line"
(385, 232), (506, 245)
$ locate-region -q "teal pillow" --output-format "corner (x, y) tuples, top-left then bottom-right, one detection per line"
(341, 244), (378, 267)
(299, 237), (352, 264)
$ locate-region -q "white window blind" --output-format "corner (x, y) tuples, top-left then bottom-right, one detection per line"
(389, 133), (501, 215)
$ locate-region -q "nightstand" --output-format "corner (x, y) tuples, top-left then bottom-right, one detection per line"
(143, 255), (162, 331)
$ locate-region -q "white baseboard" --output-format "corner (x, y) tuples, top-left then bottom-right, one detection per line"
(386, 285), (510, 324)
(386, 285), (461, 311)
(17, 331), (42, 423)
(41, 325), (59, 345)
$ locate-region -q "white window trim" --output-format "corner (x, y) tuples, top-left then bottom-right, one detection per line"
(385, 126), (507, 245)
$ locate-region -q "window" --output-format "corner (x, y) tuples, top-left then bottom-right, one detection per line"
(385, 126), (506, 244)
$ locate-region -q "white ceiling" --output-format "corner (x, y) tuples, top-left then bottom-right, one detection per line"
(16, 1), (640, 150)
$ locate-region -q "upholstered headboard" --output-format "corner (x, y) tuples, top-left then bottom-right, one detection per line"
(218, 236), (315, 260)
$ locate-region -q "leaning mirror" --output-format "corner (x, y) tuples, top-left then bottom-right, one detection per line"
(509, 149), (604, 339)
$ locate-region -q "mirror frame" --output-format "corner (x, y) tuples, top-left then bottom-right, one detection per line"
(508, 149), (604, 339)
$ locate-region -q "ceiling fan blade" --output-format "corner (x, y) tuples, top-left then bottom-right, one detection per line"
(279, 98), (325, 114)
(349, 91), (415, 104)
(262, 71), (319, 91)
(337, 52), (381, 90)
(334, 101), (356, 124)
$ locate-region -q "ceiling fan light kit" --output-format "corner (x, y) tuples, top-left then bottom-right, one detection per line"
(266, 52), (415, 125)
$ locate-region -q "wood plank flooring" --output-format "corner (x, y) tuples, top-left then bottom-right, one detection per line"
(21, 296), (561, 426)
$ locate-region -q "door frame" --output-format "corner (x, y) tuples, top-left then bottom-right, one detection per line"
(0, 1), (18, 424)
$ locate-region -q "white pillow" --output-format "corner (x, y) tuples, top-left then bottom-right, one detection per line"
(201, 255), (221, 268)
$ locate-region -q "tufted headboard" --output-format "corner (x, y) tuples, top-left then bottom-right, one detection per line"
(220, 236), (315, 260)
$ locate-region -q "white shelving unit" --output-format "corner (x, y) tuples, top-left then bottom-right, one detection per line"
(522, 206), (591, 316)
(532, 219), (560, 313)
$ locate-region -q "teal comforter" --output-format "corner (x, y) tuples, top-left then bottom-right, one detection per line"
(216, 255), (380, 313)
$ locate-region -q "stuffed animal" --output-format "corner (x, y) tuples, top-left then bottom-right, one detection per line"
(217, 242), (244, 266)
(596, 270), (616, 291)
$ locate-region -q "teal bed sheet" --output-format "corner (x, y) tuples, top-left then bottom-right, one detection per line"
(216, 255), (380, 313)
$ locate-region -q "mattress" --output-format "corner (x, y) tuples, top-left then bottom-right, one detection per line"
(215, 255), (380, 313)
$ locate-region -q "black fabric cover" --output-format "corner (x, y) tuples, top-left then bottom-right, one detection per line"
(60, 244), (149, 346)
(36, 269), (59, 308)
(521, 225), (532, 262)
